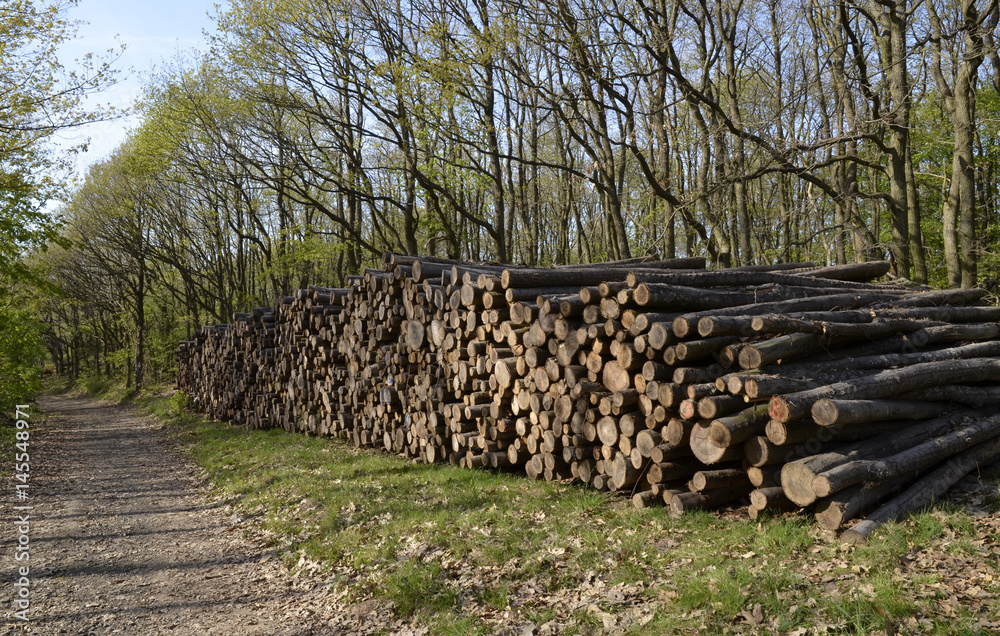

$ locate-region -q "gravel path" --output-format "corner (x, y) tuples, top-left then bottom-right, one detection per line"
(0, 395), (353, 635)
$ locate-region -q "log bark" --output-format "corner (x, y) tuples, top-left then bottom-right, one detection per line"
(764, 418), (910, 446)
(632, 490), (664, 508)
(811, 414), (1000, 498)
(841, 435), (1000, 541)
(707, 403), (771, 447)
(671, 291), (907, 338)
(647, 457), (702, 482)
(627, 264), (893, 290)
(810, 398), (952, 428)
(812, 473), (914, 531)
(670, 487), (750, 515)
(749, 486), (795, 511)
(697, 394), (749, 420)
(500, 258), (705, 289)
(770, 359), (1000, 424)
(779, 408), (995, 506)
(635, 283), (858, 310)
(690, 468), (749, 491)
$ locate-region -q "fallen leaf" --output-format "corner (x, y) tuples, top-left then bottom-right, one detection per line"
(736, 602), (765, 627)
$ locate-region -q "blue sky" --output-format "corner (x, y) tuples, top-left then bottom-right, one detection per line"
(57, 0), (219, 178)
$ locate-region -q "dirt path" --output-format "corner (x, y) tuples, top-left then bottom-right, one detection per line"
(0, 395), (353, 635)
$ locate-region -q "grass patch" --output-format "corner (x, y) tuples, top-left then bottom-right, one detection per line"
(480, 581), (510, 612)
(131, 390), (1000, 633)
(385, 560), (457, 617)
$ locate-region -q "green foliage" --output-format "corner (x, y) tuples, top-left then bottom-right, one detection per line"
(167, 390), (191, 413)
(0, 1), (121, 394)
(0, 299), (45, 412)
(77, 369), (112, 396)
(0, 0), (120, 276)
(0, 189), (64, 285)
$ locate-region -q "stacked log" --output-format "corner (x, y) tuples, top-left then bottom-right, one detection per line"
(177, 254), (1000, 538)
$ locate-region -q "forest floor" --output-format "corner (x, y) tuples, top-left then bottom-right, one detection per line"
(3, 393), (1000, 634)
(0, 394), (354, 635)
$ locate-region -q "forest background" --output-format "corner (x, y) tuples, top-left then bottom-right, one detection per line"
(3, 0), (1000, 406)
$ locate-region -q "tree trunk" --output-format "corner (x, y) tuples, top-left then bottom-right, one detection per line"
(879, 0), (912, 280)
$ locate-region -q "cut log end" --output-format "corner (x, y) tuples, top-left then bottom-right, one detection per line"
(404, 320), (425, 351)
(769, 396), (792, 423)
(814, 499), (850, 531)
(811, 399), (840, 427)
(672, 316), (693, 339)
(709, 420), (733, 448)
(738, 347), (763, 370)
(811, 474), (834, 499)
(839, 527), (872, 544)
(602, 360), (632, 394)
(632, 490), (662, 509)
(780, 461), (820, 507)
(633, 283), (652, 306)
(689, 422), (740, 465)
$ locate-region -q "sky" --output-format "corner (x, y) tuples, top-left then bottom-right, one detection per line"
(56, 0), (219, 179)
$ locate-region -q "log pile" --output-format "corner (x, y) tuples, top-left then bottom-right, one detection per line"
(177, 253), (1000, 538)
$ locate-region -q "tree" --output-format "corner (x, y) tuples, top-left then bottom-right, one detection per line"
(58, 133), (177, 389)
(0, 0), (120, 279)
(0, 0), (119, 404)
(928, 0), (999, 287)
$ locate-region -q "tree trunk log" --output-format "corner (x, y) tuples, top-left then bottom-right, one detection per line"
(811, 414), (1000, 498)
(841, 435), (1000, 541)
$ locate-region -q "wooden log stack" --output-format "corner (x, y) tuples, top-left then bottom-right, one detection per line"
(177, 254), (1000, 538)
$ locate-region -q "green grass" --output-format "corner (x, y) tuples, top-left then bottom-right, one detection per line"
(122, 390), (1000, 633)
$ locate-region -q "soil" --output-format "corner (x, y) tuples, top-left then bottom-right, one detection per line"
(0, 395), (365, 635)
